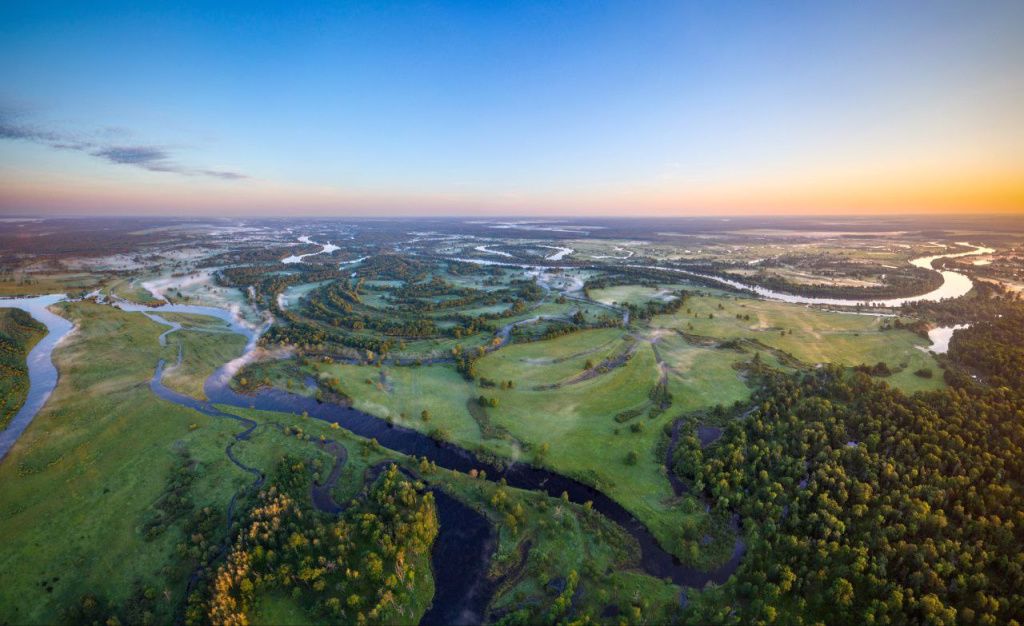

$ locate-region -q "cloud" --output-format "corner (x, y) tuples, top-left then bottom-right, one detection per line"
(0, 119), (62, 143)
(94, 145), (170, 167)
(0, 113), (246, 180)
(200, 169), (248, 180)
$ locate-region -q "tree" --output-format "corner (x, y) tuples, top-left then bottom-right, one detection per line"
(831, 578), (854, 607)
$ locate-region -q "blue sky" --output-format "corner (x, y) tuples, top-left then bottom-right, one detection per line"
(1, 1), (1022, 215)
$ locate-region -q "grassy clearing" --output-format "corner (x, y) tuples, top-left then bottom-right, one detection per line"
(235, 358), (318, 397)
(655, 334), (766, 412)
(651, 294), (946, 394)
(475, 340), (709, 556)
(481, 328), (625, 386)
(250, 593), (315, 626)
(589, 284), (690, 307)
(157, 311), (235, 331)
(160, 327), (246, 399)
(0, 272), (101, 297)
(309, 360), (518, 456)
(279, 279), (333, 310)
(104, 276), (162, 304)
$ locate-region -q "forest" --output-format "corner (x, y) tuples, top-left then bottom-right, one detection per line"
(673, 300), (1024, 625)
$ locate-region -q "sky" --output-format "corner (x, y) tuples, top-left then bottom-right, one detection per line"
(1, 1), (1022, 217)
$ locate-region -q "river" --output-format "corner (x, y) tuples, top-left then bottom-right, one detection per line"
(282, 235), (341, 264)
(0, 240), (991, 613)
(0, 293), (741, 619)
(0, 294), (74, 460)
(642, 242), (994, 307)
(133, 302), (744, 617)
(921, 324), (970, 354)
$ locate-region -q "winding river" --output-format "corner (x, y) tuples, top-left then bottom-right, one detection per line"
(282, 235), (341, 264)
(134, 304), (742, 617)
(0, 239), (992, 616)
(643, 242), (994, 307)
(0, 294), (74, 459)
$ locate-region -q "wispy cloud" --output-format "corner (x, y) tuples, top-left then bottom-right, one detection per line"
(0, 114), (246, 180)
(93, 145), (170, 168)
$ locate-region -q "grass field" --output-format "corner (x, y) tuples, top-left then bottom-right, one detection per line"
(0, 300), (682, 623)
(310, 359), (517, 455)
(478, 327), (624, 386)
(250, 593), (315, 626)
(160, 327), (247, 399)
(104, 276), (163, 304)
(589, 283), (690, 307)
(154, 311), (247, 400)
(474, 332), (733, 560)
(0, 272), (102, 297)
(650, 294), (946, 394)
(312, 327), (741, 566)
(0, 302), (252, 624)
(653, 333), (770, 412)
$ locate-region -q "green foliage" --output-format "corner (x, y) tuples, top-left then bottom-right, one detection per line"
(192, 461), (438, 626)
(141, 447), (198, 540)
(681, 303), (1024, 625)
(0, 307), (47, 428)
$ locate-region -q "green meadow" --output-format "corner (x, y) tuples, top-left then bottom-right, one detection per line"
(0, 303), (251, 624)
(312, 326), (744, 567)
(651, 294), (946, 394)
(0, 301), (685, 624)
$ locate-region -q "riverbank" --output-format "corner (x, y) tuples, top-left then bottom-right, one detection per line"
(0, 307), (47, 431)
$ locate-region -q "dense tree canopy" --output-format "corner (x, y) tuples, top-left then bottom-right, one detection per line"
(676, 304), (1024, 625)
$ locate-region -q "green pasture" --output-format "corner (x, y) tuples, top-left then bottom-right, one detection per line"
(589, 283), (689, 307)
(651, 294), (945, 394)
(0, 303), (251, 624)
(312, 327), (740, 565)
(0, 272), (101, 298)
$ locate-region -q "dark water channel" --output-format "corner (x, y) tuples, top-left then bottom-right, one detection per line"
(9, 295), (743, 620)
(201, 369), (745, 589)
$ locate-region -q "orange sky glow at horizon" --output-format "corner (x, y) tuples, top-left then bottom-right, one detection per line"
(2, 2), (1022, 218)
